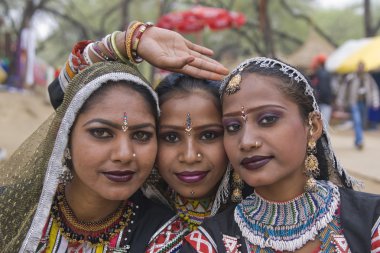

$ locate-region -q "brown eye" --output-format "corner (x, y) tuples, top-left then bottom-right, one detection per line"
(133, 131), (152, 142)
(90, 128), (112, 138)
(161, 132), (179, 143)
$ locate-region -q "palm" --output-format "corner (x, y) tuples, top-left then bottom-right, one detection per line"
(137, 27), (228, 80)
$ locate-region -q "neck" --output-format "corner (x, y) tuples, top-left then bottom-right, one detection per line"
(65, 182), (123, 222)
(254, 173), (307, 202)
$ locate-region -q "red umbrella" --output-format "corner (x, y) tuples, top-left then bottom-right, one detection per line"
(157, 5), (246, 33)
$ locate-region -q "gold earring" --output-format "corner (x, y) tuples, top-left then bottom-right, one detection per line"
(304, 139), (320, 192)
(59, 148), (73, 185)
(231, 170), (243, 202)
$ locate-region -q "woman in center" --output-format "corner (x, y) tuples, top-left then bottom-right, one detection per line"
(145, 73), (237, 252)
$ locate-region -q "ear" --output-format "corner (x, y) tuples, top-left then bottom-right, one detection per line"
(308, 112), (323, 141)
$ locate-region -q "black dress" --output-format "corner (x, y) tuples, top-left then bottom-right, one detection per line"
(181, 188), (380, 253)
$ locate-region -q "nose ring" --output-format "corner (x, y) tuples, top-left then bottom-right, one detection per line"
(254, 141), (261, 148)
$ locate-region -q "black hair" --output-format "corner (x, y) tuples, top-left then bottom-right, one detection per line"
(156, 73), (221, 109)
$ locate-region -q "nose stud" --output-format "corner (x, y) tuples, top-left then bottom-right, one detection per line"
(132, 153), (136, 157)
(197, 153), (202, 159)
(254, 141), (262, 148)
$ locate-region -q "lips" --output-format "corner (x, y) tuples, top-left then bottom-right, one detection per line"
(241, 155), (272, 170)
(103, 170), (135, 183)
(175, 171), (209, 183)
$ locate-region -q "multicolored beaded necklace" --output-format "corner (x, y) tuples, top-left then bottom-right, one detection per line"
(50, 184), (135, 247)
(234, 180), (340, 252)
(174, 194), (214, 231)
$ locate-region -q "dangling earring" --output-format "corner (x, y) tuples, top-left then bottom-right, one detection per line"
(146, 165), (161, 185)
(304, 119), (320, 192)
(231, 170), (243, 202)
(59, 148), (73, 184)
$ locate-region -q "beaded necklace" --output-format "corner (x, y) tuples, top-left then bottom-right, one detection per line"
(51, 184), (135, 247)
(234, 180), (340, 252)
(174, 194), (214, 231)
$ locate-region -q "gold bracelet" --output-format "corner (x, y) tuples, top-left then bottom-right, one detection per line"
(125, 22), (143, 64)
(111, 31), (130, 63)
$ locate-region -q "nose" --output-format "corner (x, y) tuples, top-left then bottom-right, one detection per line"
(238, 125), (262, 152)
(178, 138), (202, 164)
(110, 136), (135, 163)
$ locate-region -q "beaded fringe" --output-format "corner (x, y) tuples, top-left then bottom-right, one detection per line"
(234, 181), (340, 252)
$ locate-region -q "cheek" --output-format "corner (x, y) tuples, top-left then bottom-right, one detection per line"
(209, 142), (228, 169)
(137, 144), (157, 172)
(224, 136), (239, 165)
(156, 144), (174, 168)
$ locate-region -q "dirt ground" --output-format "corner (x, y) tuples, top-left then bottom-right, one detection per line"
(0, 88), (379, 194)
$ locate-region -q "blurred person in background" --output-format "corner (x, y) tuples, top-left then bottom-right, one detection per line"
(311, 54), (333, 127)
(336, 61), (380, 150)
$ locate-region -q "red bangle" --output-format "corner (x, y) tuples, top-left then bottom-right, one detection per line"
(131, 22), (154, 63)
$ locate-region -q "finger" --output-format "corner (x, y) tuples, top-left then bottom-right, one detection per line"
(177, 65), (227, 81)
(188, 58), (229, 75)
(158, 56), (195, 69)
(185, 39), (214, 56)
(190, 51), (221, 65)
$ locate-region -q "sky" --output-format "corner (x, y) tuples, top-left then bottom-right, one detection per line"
(314, 0), (361, 9)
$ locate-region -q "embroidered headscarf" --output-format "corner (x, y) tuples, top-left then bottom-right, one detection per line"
(0, 61), (159, 252)
(220, 57), (359, 189)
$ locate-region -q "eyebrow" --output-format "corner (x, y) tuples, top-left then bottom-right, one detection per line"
(223, 104), (286, 117)
(159, 123), (223, 131)
(83, 118), (155, 130)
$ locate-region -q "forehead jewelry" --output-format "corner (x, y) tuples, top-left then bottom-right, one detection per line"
(241, 106), (248, 122)
(122, 112), (128, 132)
(224, 73), (242, 95)
(185, 112), (192, 136)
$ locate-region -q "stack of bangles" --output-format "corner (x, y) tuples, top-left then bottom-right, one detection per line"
(58, 21), (154, 92)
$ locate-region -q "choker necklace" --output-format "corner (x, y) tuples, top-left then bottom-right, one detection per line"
(174, 195), (214, 231)
(51, 184), (135, 246)
(234, 180), (340, 252)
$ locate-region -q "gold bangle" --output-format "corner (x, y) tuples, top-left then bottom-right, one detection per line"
(111, 31), (130, 63)
(125, 22), (143, 63)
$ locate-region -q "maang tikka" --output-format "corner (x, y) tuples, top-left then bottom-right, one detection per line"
(241, 106), (247, 122)
(122, 112), (128, 132)
(185, 112), (192, 136)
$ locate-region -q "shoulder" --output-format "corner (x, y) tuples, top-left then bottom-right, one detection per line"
(146, 215), (187, 253)
(128, 191), (175, 252)
(339, 187), (380, 251)
(132, 190), (175, 223)
(340, 187), (380, 210)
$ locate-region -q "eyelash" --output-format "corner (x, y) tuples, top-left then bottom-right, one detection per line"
(258, 114), (279, 126)
(224, 114), (280, 133)
(89, 128), (153, 142)
(160, 130), (222, 143)
(89, 128), (112, 139)
(133, 131), (153, 142)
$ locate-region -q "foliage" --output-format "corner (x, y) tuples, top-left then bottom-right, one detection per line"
(1, 0), (380, 79)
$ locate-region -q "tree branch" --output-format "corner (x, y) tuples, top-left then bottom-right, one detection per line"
(280, 0), (338, 47)
(39, 6), (90, 39)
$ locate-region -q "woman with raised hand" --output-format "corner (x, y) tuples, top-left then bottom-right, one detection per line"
(45, 22), (237, 253)
(182, 57), (380, 253)
(0, 61), (175, 252)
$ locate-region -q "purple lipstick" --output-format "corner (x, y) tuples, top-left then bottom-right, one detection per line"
(241, 156), (272, 170)
(176, 171), (209, 183)
(103, 170), (135, 182)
